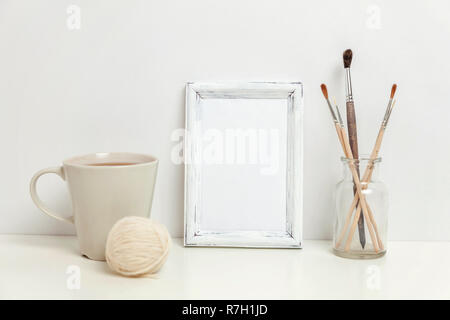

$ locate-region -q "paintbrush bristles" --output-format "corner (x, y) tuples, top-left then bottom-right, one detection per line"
(320, 84), (338, 122)
(343, 49), (353, 68)
(390, 84), (397, 99)
(320, 84), (328, 99)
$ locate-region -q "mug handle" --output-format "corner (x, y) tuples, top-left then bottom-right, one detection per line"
(30, 166), (74, 224)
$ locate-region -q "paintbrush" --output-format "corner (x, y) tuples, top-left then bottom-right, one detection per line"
(343, 48), (366, 248)
(320, 84), (346, 150)
(339, 85), (397, 249)
(336, 106), (379, 253)
(320, 85), (379, 252)
(340, 85), (397, 251)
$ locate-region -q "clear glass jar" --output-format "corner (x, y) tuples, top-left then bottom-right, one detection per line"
(333, 157), (388, 259)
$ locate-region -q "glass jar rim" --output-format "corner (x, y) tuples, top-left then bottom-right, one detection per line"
(340, 156), (382, 164)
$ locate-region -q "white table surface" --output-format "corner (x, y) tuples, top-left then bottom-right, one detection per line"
(0, 235), (449, 299)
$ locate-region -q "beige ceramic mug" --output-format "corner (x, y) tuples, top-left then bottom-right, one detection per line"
(30, 152), (158, 261)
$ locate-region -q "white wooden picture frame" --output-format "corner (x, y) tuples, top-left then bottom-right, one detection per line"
(184, 82), (303, 248)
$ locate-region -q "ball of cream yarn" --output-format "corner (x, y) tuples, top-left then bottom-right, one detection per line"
(105, 216), (171, 277)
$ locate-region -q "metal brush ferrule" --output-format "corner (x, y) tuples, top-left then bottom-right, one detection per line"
(335, 105), (345, 127)
(326, 100), (338, 123)
(382, 99), (393, 128)
(384, 99), (396, 127)
(344, 68), (353, 102)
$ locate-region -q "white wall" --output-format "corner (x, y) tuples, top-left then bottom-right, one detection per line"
(1, 0), (449, 240)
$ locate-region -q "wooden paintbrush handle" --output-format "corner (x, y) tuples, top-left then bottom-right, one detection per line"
(339, 127), (379, 253)
(346, 100), (365, 247)
(346, 100), (359, 161)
